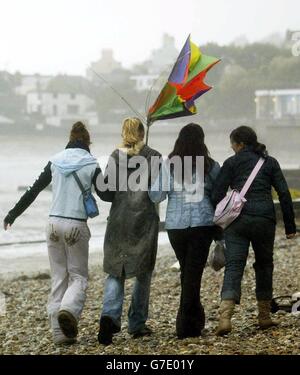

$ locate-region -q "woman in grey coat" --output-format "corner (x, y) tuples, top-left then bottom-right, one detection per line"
(97, 117), (161, 345)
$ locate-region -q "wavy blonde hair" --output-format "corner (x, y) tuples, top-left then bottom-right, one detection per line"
(119, 117), (145, 155)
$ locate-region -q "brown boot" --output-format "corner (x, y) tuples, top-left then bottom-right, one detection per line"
(216, 300), (235, 336)
(257, 300), (279, 329)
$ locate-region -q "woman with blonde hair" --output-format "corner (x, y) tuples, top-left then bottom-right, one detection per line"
(97, 117), (161, 345)
(4, 122), (103, 345)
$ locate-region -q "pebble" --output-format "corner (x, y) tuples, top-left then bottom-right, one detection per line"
(1, 226), (299, 355)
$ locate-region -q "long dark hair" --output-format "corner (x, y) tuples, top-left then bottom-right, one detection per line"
(168, 123), (214, 176)
(230, 126), (268, 158)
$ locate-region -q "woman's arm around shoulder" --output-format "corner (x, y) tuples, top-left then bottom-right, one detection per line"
(148, 160), (169, 203)
(93, 154), (118, 202)
(206, 161), (221, 196)
(211, 157), (234, 207)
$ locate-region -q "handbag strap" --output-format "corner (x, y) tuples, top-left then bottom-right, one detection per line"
(240, 157), (265, 198)
(72, 171), (87, 194)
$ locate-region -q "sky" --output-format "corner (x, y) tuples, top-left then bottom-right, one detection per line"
(0, 0), (299, 75)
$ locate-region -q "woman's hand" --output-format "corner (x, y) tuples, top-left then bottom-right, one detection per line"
(3, 216), (12, 231)
(286, 233), (296, 239)
(3, 222), (11, 231)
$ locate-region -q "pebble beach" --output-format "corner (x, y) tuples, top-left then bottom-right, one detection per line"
(0, 225), (299, 355)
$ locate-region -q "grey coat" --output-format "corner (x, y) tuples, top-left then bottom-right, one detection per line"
(100, 145), (161, 279)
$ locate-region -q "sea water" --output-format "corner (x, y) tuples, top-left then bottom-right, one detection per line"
(0, 124), (294, 276)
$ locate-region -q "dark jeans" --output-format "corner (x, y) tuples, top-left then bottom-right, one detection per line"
(222, 215), (276, 304)
(167, 226), (214, 338)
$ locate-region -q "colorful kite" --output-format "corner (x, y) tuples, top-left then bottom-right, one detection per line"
(147, 35), (220, 125)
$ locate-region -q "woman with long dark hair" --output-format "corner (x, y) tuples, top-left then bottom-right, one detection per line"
(149, 123), (221, 339)
(212, 126), (296, 336)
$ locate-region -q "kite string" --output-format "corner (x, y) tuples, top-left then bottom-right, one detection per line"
(91, 36), (193, 127)
(144, 68), (168, 121)
(90, 68), (147, 124)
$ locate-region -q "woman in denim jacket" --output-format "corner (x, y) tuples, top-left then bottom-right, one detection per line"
(149, 123), (220, 339)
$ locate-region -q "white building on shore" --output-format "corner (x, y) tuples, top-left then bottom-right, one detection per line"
(255, 89), (300, 120)
(26, 91), (98, 128)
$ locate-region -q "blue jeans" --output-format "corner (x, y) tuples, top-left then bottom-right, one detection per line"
(222, 215), (275, 304)
(101, 271), (153, 333)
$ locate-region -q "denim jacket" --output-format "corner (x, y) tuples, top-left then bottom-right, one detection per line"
(149, 160), (220, 230)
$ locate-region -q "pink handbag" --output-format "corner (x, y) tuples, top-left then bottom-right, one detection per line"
(213, 158), (265, 229)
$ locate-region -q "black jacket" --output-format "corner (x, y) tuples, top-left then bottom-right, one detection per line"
(211, 147), (296, 235)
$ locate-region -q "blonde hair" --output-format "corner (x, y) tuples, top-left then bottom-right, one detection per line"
(119, 117), (145, 155)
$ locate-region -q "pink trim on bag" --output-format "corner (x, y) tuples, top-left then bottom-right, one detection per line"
(213, 158), (265, 229)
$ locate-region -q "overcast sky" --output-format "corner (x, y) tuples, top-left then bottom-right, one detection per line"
(0, 0), (299, 75)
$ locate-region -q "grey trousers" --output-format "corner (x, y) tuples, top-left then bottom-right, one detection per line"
(46, 217), (90, 336)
